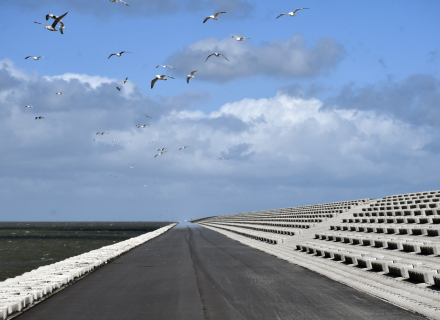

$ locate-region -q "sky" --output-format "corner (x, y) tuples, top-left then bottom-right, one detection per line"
(0, 0), (439, 222)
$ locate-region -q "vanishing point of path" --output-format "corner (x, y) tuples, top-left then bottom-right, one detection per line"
(16, 226), (426, 320)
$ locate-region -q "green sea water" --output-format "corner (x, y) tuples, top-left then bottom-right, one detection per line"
(0, 221), (172, 281)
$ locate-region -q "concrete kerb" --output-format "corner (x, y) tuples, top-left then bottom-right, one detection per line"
(0, 223), (177, 320)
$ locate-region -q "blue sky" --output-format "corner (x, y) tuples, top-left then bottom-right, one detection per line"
(1, 0), (439, 221)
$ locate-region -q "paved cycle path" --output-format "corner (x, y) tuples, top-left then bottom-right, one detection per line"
(17, 226), (425, 320)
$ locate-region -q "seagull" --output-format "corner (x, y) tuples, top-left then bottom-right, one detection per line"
(187, 70), (197, 83)
(120, 0), (129, 5)
(112, 140), (117, 142)
(205, 52), (229, 62)
(55, 92), (64, 95)
(156, 65), (175, 69)
(124, 77), (129, 84)
(136, 124), (149, 128)
(149, 141), (154, 144)
(276, 8), (309, 19)
(93, 138), (99, 141)
(157, 148), (166, 151)
(116, 86), (121, 91)
(143, 114), (152, 118)
(45, 14), (66, 33)
(154, 151), (167, 158)
(220, 157), (228, 160)
(108, 51), (131, 59)
(151, 75), (174, 89)
(110, 175), (117, 177)
(96, 132), (109, 135)
(107, 144), (114, 147)
(128, 175), (133, 177)
(25, 56), (47, 60)
(35, 116), (44, 119)
(203, 12), (226, 23)
(179, 146), (189, 150)
(128, 163), (134, 165)
(129, 167), (134, 169)
(35, 12), (68, 34)
(231, 36), (250, 41)
(25, 105), (34, 108)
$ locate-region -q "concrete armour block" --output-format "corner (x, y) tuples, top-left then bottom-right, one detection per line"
(427, 228), (440, 236)
(387, 240), (405, 250)
(360, 238), (374, 246)
(374, 239), (390, 247)
(412, 228), (428, 235)
(344, 254), (362, 265)
(0, 307), (7, 320)
(388, 263), (414, 278)
(402, 242), (425, 253)
(408, 268), (438, 284)
(324, 249), (339, 259)
(434, 275), (440, 288)
(295, 244), (302, 250)
(371, 260), (394, 272)
(420, 245), (440, 255)
(357, 257), (376, 269)
(333, 252), (346, 261)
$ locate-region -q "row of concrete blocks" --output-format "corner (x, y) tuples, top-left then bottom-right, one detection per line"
(230, 217), (323, 224)
(295, 244), (440, 286)
(331, 223), (440, 236)
(210, 220), (315, 229)
(363, 203), (439, 212)
(381, 190), (440, 199)
(204, 223), (283, 244)
(359, 209), (440, 216)
(345, 215), (440, 224)
(213, 222), (303, 236)
(315, 232), (440, 255)
(0, 224), (177, 320)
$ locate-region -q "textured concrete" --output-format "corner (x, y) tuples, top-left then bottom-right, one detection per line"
(16, 226), (425, 320)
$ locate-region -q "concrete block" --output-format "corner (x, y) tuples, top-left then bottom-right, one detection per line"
(408, 268), (438, 284)
(427, 228), (440, 236)
(419, 217), (432, 224)
(420, 245), (440, 255)
(344, 254), (362, 264)
(374, 239), (391, 247)
(388, 263), (413, 278)
(360, 238), (374, 246)
(434, 274), (440, 288)
(357, 257), (376, 269)
(0, 307), (7, 320)
(407, 217), (420, 223)
(333, 252), (346, 261)
(398, 227), (413, 234)
(371, 260), (394, 272)
(411, 227), (428, 235)
(324, 249), (339, 259)
(387, 240), (405, 250)
(395, 217), (407, 223)
(402, 242), (425, 253)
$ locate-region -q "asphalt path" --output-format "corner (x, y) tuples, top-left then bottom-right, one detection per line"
(16, 225), (425, 320)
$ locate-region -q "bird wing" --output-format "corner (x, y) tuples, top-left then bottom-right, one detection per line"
(187, 76), (190, 83)
(167, 65), (175, 69)
(164, 75), (174, 79)
(156, 65), (162, 68)
(276, 13), (287, 19)
(52, 12), (68, 28)
(293, 8), (308, 13)
(120, 0), (129, 5)
(203, 16), (211, 23)
(108, 54), (115, 59)
(35, 22), (48, 26)
(151, 78), (158, 89)
(219, 54), (229, 61)
(25, 56), (32, 59)
(191, 70), (197, 75)
(214, 12), (226, 17)
(205, 53), (214, 62)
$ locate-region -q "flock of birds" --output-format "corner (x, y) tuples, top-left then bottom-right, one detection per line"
(25, 4), (309, 192)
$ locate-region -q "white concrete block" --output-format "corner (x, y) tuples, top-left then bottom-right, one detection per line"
(408, 268), (438, 284)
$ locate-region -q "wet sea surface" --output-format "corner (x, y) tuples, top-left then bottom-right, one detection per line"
(0, 221), (173, 281)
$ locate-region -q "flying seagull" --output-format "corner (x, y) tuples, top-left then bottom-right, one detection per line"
(107, 144), (114, 147)
(205, 52), (229, 62)
(179, 146), (189, 150)
(35, 116), (45, 119)
(25, 105), (34, 108)
(35, 12), (68, 34)
(96, 132), (109, 135)
(154, 151), (167, 158)
(25, 56), (47, 60)
(187, 70), (197, 83)
(116, 86), (121, 91)
(157, 148), (166, 151)
(231, 36), (250, 41)
(109, 0), (129, 5)
(45, 14), (66, 33)
(136, 124), (149, 128)
(124, 77), (129, 84)
(203, 12), (226, 23)
(143, 114), (152, 118)
(55, 92), (64, 95)
(151, 75), (174, 89)
(220, 157), (228, 160)
(156, 65), (175, 69)
(276, 8), (309, 19)
(108, 51), (131, 59)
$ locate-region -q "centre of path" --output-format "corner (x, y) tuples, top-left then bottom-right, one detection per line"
(16, 226), (425, 320)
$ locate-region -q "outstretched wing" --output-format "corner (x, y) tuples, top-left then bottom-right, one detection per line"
(293, 8), (309, 14)
(25, 56), (33, 59)
(52, 12), (68, 28)
(205, 53), (214, 62)
(108, 54), (115, 59)
(214, 12), (226, 17)
(276, 13), (286, 19)
(190, 70), (197, 75)
(35, 22), (48, 26)
(219, 54), (229, 61)
(203, 16), (211, 23)
(151, 78), (158, 89)
(120, 0), (129, 5)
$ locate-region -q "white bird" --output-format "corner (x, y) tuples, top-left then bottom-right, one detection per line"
(55, 92), (64, 95)
(154, 151), (167, 158)
(107, 144), (114, 147)
(149, 141), (154, 144)
(45, 14), (66, 34)
(151, 75), (174, 89)
(220, 157), (228, 160)
(120, 0), (129, 5)
(205, 52), (229, 62)
(136, 124), (149, 128)
(143, 114), (152, 118)
(112, 140), (117, 142)
(108, 51), (131, 59)
(156, 65), (175, 69)
(129, 163), (134, 165)
(124, 77), (129, 84)
(25, 105), (34, 108)
(203, 12), (226, 23)
(35, 12), (68, 34)
(157, 148), (166, 151)
(129, 167), (134, 169)
(25, 56), (47, 60)
(93, 138), (99, 141)
(179, 146), (189, 150)
(276, 8), (309, 19)
(96, 132), (109, 135)
(231, 36), (250, 41)
(187, 70), (197, 83)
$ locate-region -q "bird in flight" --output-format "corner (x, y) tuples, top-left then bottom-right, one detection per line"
(45, 14), (66, 33)
(56, 92), (64, 95)
(25, 105), (34, 108)
(187, 70), (197, 83)
(157, 148), (166, 151)
(276, 8), (309, 19)
(205, 52), (229, 62)
(25, 56), (47, 60)
(179, 146), (189, 150)
(124, 77), (129, 84)
(151, 75), (174, 89)
(110, 175), (117, 177)
(116, 86), (121, 91)
(156, 65), (175, 69)
(35, 12), (68, 34)
(35, 116), (45, 119)
(149, 141), (154, 144)
(109, 0), (129, 5)
(96, 132), (109, 135)
(220, 157), (228, 160)
(203, 12), (226, 23)
(154, 151), (167, 158)
(108, 51), (131, 59)
(231, 36), (250, 41)
(143, 114), (152, 118)
(136, 124), (149, 128)
(107, 144), (114, 147)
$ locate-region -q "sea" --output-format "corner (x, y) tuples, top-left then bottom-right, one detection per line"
(0, 221), (172, 282)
